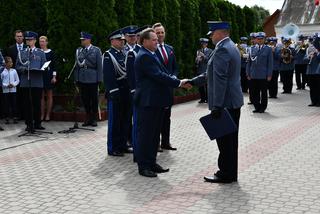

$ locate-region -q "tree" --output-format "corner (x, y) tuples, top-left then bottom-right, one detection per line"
(243, 6), (258, 34)
(251, 5), (270, 31)
(134, 0), (153, 26)
(115, 0), (134, 27)
(152, 0), (167, 25)
(235, 5), (247, 39)
(198, 0), (220, 36)
(179, 0), (201, 78)
(0, 0), (47, 49)
(47, 0), (118, 93)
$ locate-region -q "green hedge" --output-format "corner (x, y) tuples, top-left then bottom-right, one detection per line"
(0, 0), (269, 94)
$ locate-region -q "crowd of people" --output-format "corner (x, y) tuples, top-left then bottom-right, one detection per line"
(0, 21), (319, 182)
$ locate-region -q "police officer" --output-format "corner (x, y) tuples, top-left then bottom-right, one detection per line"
(268, 37), (281, 98)
(16, 31), (46, 132)
(238, 37), (249, 93)
(187, 21), (244, 183)
(121, 25), (142, 160)
(74, 32), (102, 127)
(247, 33), (257, 105)
(195, 38), (212, 103)
(103, 29), (131, 157)
(294, 35), (308, 90)
(279, 38), (295, 94)
(153, 22), (179, 151)
(246, 32), (273, 113)
(123, 25), (138, 55)
(305, 34), (320, 107)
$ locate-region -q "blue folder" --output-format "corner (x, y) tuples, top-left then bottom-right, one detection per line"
(199, 109), (237, 140)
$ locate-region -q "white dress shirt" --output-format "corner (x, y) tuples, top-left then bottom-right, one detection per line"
(1, 68), (20, 93)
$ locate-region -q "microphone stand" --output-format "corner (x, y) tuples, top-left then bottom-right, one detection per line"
(19, 46), (53, 137)
(58, 57), (94, 134)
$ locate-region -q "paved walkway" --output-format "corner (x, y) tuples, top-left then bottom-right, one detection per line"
(0, 87), (320, 214)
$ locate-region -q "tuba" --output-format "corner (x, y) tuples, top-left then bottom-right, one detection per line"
(281, 40), (293, 64)
(237, 43), (248, 59)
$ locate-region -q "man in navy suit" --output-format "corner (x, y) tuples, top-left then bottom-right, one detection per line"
(186, 21), (244, 183)
(134, 28), (188, 177)
(153, 23), (179, 151)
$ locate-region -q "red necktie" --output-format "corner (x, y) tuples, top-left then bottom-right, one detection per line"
(160, 44), (168, 65)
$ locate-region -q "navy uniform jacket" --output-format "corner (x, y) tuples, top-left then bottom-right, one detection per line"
(103, 47), (128, 98)
(16, 47), (46, 88)
(279, 47), (295, 71)
(272, 46), (281, 71)
(125, 45), (141, 93)
(155, 44), (179, 77)
(294, 46), (308, 65)
(74, 45), (103, 84)
(246, 45), (273, 79)
(134, 47), (180, 107)
(196, 47), (213, 75)
(192, 37), (244, 110)
(306, 53), (320, 75)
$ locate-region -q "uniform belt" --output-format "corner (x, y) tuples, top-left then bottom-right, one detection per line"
(80, 65), (96, 70)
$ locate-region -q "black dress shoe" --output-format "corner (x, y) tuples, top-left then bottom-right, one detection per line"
(139, 169), (157, 177)
(82, 121), (91, 127)
(198, 100), (206, 103)
(252, 109), (260, 113)
(0, 126), (4, 131)
(34, 126), (45, 130)
(122, 147), (133, 153)
(247, 102), (253, 105)
(269, 96), (277, 98)
(204, 175), (233, 183)
(152, 164), (169, 173)
(25, 126), (35, 133)
(259, 110), (265, 113)
(158, 148), (163, 152)
(108, 151), (124, 157)
(308, 103), (316, 107)
(161, 145), (177, 151)
(91, 120), (97, 127)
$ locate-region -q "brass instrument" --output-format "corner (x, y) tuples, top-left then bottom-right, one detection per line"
(281, 40), (293, 64)
(195, 48), (205, 65)
(237, 43), (248, 59)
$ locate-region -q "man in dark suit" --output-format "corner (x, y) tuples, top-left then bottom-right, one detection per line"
(134, 28), (188, 177)
(153, 23), (179, 151)
(186, 21), (244, 183)
(4, 30), (27, 120)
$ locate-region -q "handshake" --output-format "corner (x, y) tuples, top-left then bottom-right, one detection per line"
(179, 79), (194, 90)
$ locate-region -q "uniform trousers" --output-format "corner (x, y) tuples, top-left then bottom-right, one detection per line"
(307, 74), (320, 105)
(78, 83), (99, 117)
(22, 87), (42, 128)
(281, 70), (294, 93)
(295, 64), (307, 89)
(251, 79), (268, 111)
(215, 108), (241, 181)
(268, 70), (279, 98)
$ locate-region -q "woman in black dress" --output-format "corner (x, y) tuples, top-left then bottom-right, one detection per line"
(39, 36), (57, 121)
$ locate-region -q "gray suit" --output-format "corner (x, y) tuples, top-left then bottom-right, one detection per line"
(192, 37), (243, 181)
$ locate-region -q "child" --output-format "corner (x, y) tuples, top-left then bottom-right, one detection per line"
(1, 56), (20, 124)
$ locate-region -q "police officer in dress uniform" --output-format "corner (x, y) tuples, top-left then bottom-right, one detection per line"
(153, 22), (179, 151)
(122, 25), (144, 160)
(74, 32), (102, 127)
(16, 31), (46, 132)
(103, 29), (131, 157)
(305, 33), (320, 107)
(238, 37), (249, 93)
(279, 38), (295, 94)
(267, 37), (281, 98)
(247, 33), (258, 105)
(246, 32), (273, 113)
(294, 35), (308, 90)
(195, 38), (212, 103)
(187, 21), (244, 183)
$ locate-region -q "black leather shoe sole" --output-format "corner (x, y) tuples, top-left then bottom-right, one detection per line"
(139, 169), (157, 177)
(204, 176), (233, 183)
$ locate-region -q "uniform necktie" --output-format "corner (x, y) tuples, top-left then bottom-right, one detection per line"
(18, 44), (22, 51)
(159, 44), (168, 65)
